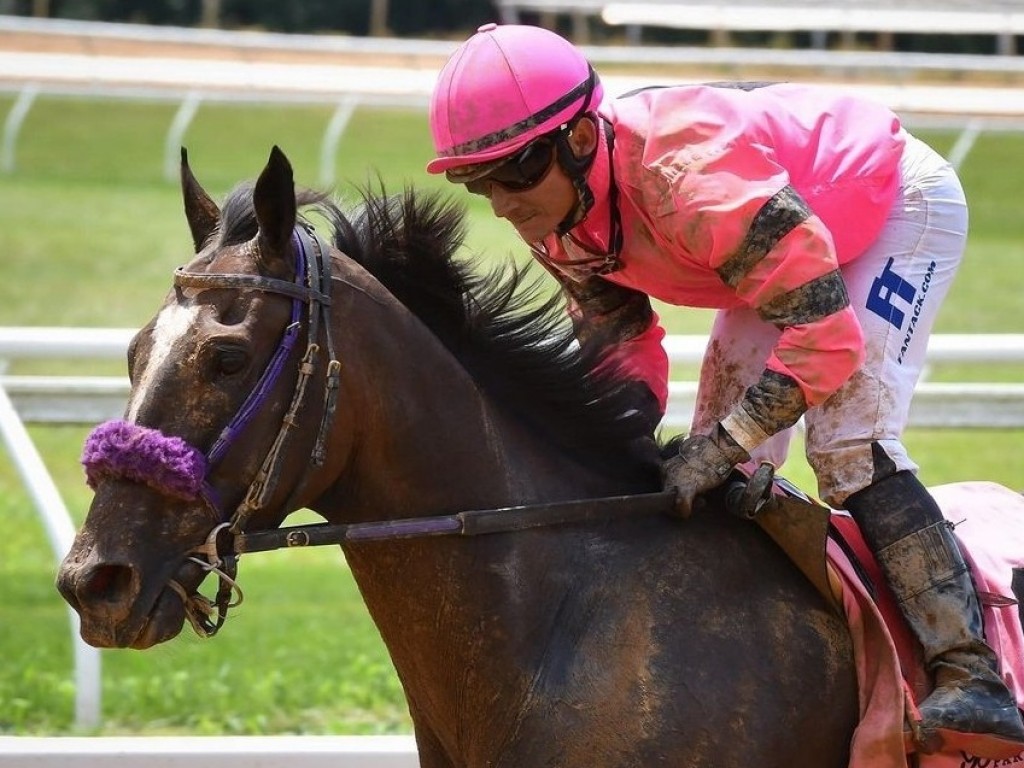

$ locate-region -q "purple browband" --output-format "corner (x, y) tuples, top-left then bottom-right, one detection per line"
(81, 228), (312, 509)
(82, 419), (207, 501)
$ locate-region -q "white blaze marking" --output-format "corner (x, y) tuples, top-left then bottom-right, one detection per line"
(126, 304), (202, 421)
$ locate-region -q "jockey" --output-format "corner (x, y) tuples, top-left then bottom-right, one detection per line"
(426, 22), (1024, 757)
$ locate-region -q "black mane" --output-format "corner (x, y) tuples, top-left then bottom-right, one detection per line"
(217, 182), (660, 483)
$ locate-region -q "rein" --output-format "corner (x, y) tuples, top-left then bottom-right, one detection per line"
(203, 490), (677, 640)
(230, 491), (676, 554)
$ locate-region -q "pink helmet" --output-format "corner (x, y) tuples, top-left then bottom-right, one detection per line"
(427, 23), (602, 175)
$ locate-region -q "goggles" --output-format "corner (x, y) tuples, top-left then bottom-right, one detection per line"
(447, 136), (558, 196)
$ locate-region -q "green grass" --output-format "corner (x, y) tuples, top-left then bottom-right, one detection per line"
(0, 428), (409, 735)
(0, 93), (1022, 735)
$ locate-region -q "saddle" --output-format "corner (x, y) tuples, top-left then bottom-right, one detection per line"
(736, 467), (1024, 768)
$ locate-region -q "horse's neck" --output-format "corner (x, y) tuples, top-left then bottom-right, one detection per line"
(340, 351), (600, 516)
(316, 278), (619, 523)
(314, 274), (653, 754)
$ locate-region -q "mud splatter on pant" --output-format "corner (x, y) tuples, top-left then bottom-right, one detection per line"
(691, 132), (967, 507)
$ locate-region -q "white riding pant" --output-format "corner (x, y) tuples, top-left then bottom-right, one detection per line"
(690, 132), (967, 507)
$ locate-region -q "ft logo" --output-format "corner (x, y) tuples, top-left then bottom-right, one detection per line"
(866, 256), (937, 364)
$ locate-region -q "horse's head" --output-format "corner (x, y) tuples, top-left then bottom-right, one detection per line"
(57, 146), (337, 648)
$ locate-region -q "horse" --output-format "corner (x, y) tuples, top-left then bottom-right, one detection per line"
(57, 146), (859, 767)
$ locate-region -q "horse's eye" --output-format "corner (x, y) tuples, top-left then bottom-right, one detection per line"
(214, 347), (249, 376)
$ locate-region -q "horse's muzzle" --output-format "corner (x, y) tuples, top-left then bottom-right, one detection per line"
(56, 552), (189, 649)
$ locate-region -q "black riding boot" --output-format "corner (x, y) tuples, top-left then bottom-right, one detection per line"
(845, 470), (1024, 756)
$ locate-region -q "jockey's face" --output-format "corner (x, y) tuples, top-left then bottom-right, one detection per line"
(482, 157), (577, 243)
(451, 118), (598, 244)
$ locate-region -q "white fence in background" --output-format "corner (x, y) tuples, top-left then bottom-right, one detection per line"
(5, 328), (1024, 428)
(497, 0), (1024, 53)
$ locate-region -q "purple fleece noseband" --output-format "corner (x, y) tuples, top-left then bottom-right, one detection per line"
(82, 419), (207, 501)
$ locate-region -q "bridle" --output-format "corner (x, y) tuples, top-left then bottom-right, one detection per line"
(167, 224), (342, 634)
(163, 222), (342, 637)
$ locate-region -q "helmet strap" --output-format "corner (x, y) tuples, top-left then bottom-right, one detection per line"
(554, 116), (598, 235)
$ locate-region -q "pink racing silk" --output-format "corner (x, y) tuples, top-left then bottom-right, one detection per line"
(538, 83), (905, 415)
(766, 306), (865, 408)
(594, 313), (669, 411)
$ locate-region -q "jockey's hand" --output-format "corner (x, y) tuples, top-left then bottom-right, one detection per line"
(662, 427), (749, 519)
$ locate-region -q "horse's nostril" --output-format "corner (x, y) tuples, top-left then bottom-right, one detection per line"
(78, 563), (136, 605)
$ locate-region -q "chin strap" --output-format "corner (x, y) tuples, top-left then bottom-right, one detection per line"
(554, 137), (596, 233)
(554, 116), (598, 235)
(554, 118), (623, 271)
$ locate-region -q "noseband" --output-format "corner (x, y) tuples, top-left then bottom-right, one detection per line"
(82, 223), (340, 637)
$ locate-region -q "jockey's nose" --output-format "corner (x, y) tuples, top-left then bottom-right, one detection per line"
(488, 185), (517, 218)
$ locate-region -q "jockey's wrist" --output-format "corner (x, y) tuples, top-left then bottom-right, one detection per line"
(723, 369), (808, 454)
(720, 409), (771, 456)
(710, 421), (751, 466)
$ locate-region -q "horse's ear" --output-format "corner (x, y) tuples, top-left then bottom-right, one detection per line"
(180, 148), (221, 253)
(253, 146), (297, 272)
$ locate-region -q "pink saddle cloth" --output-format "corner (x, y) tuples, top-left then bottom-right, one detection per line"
(825, 481), (1024, 768)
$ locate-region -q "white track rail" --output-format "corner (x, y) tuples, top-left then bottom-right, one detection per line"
(0, 736), (419, 767)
